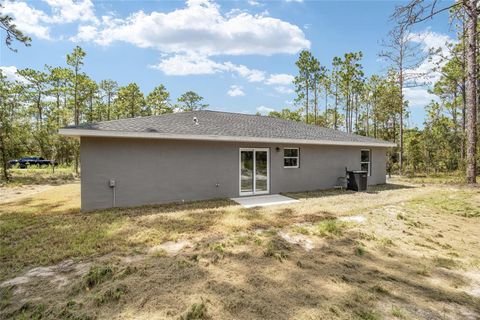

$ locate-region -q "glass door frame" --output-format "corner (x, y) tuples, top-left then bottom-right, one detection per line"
(238, 148), (270, 196)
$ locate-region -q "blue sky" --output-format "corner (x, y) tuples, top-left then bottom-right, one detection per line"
(1, 0), (455, 127)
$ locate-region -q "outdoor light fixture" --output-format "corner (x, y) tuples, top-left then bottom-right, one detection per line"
(276, 147), (280, 152)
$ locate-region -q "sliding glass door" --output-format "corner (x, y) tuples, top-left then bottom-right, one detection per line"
(239, 148), (269, 196)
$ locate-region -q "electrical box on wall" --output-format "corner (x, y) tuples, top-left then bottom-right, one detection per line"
(109, 179), (116, 188)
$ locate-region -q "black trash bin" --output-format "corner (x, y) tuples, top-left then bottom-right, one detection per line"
(347, 170), (368, 191)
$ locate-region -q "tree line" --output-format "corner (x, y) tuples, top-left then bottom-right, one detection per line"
(268, 0), (479, 182)
(0, 45), (208, 180)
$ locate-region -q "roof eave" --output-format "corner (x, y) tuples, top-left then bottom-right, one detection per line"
(58, 128), (397, 148)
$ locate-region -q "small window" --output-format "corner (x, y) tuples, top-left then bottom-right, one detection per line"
(361, 149), (371, 176)
(284, 148), (299, 168)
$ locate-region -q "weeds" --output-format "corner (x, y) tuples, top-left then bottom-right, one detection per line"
(315, 219), (345, 237)
(180, 301), (208, 320)
(346, 291), (380, 320)
(355, 245), (366, 256)
(93, 284), (128, 306)
(391, 306), (406, 318)
(2, 167), (77, 186)
(83, 265), (113, 289)
(253, 237), (262, 246)
(434, 257), (458, 269)
(2, 178), (480, 320)
(119, 266), (137, 278)
(0, 286), (13, 310)
(378, 237), (394, 247)
(264, 236), (291, 261)
(232, 235), (249, 245)
(369, 284), (388, 296)
(292, 225), (310, 235)
(210, 243), (226, 254)
(12, 302), (46, 320)
(408, 191), (480, 218)
(416, 264), (431, 276)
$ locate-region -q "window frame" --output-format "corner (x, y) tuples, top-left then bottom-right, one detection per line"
(361, 149), (372, 176)
(283, 147), (300, 169)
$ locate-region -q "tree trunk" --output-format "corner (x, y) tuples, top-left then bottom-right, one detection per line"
(305, 79), (309, 123)
(313, 81), (318, 125)
(355, 94), (359, 133)
(56, 91), (60, 127)
(461, 21), (467, 161)
(324, 84), (328, 126)
(366, 103), (370, 136)
(63, 92), (67, 126)
(334, 83), (338, 130)
(74, 66), (79, 126)
(0, 130), (9, 182)
(399, 67), (404, 176)
(107, 93), (111, 121)
(37, 92), (42, 128)
(74, 66), (79, 174)
(464, 0), (477, 183)
(346, 92), (350, 133)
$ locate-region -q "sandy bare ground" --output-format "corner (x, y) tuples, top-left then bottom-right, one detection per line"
(0, 180), (479, 319)
(0, 185), (55, 204)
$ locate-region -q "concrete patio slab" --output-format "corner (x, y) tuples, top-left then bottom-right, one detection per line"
(231, 194), (300, 208)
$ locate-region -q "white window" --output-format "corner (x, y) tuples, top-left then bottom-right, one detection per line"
(284, 148), (299, 168)
(361, 149), (371, 176)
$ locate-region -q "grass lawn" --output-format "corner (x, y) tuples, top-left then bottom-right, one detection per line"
(0, 175), (480, 319)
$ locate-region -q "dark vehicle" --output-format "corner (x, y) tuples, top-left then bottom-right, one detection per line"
(8, 157), (57, 169)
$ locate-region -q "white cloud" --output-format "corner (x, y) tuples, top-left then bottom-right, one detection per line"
(44, 0), (97, 24)
(266, 73), (294, 85)
(227, 85), (245, 97)
(0, 66), (27, 83)
(226, 63), (265, 82)
(2, 1), (51, 39)
(410, 30), (452, 52)
(2, 0), (98, 40)
(403, 87), (438, 108)
(274, 86), (294, 94)
(256, 106), (274, 114)
(285, 0), (303, 2)
(150, 54), (223, 75)
(266, 74), (294, 94)
(403, 30), (454, 108)
(151, 54), (266, 82)
(74, 0), (310, 56)
(247, 0), (263, 7)
(151, 54), (294, 96)
(70, 25), (98, 42)
(407, 30), (454, 85)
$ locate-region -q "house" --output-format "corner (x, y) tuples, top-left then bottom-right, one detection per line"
(59, 110), (395, 211)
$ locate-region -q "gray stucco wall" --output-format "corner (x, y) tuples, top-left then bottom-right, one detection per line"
(80, 137), (387, 211)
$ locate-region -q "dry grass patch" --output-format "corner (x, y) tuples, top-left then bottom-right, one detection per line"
(1, 167), (78, 187)
(1, 179), (480, 319)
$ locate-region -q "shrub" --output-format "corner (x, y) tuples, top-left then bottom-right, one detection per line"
(316, 219), (344, 237)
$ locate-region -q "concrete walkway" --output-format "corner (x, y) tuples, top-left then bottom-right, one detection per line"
(231, 194), (300, 208)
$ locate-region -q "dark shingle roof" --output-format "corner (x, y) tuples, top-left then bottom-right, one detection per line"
(60, 110), (394, 147)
